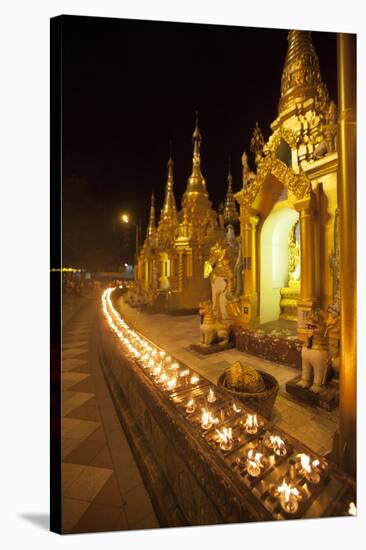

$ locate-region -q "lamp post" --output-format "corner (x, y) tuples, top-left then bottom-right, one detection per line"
(121, 213), (140, 263)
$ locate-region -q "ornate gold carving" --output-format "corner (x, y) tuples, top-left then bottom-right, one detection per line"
(267, 126), (299, 153)
(236, 155), (312, 211)
(288, 220), (300, 284)
(250, 122), (265, 165)
(279, 31), (329, 115)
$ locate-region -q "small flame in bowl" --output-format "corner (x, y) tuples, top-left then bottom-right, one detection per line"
(244, 414), (259, 434)
(216, 427), (233, 451)
(207, 388), (216, 403)
(277, 480), (300, 513)
(297, 453), (321, 484)
(246, 449), (264, 477)
(233, 403), (241, 413)
(186, 399), (196, 414)
(348, 502), (357, 516)
(201, 408), (219, 430)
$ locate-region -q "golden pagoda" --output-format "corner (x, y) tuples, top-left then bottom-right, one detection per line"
(232, 29), (339, 342)
(223, 159), (239, 227)
(135, 114), (223, 311)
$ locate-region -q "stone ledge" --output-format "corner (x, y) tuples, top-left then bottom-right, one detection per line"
(286, 376), (339, 411)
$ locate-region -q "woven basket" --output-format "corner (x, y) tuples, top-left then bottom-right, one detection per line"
(217, 369), (279, 420)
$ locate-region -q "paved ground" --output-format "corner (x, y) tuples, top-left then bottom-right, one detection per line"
(61, 296), (158, 534)
(118, 298), (339, 457)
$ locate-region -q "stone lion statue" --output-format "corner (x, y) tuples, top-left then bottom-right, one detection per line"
(297, 307), (339, 394)
(198, 301), (229, 347)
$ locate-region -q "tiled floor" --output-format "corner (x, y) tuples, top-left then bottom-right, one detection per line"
(118, 298), (339, 457)
(61, 297), (158, 534)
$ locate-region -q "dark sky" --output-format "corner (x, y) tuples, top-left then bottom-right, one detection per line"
(61, 15), (337, 271)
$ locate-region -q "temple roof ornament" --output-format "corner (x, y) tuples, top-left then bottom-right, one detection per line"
(250, 122), (265, 165)
(279, 30), (329, 116)
(223, 159), (239, 225)
(185, 111), (208, 196)
(235, 155), (312, 211)
(146, 192), (157, 240)
(241, 151), (252, 188)
(157, 151), (179, 248)
(160, 152), (178, 224)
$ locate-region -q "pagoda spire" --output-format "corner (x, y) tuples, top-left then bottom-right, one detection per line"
(146, 192), (156, 240)
(185, 111), (207, 195)
(279, 30), (328, 115)
(161, 149), (177, 220)
(223, 158), (239, 225)
(157, 149), (178, 244)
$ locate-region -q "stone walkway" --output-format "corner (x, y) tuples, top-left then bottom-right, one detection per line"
(61, 297), (158, 534)
(118, 298), (339, 457)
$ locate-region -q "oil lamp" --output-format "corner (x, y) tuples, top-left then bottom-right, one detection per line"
(169, 362), (180, 372)
(276, 480), (300, 514)
(166, 376), (177, 390)
(201, 408), (218, 430)
(243, 413), (260, 434)
(264, 434), (287, 457)
(180, 369), (190, 378)
(297, 453), (321, 484)
(233, 402), (241, 414)
(152, 364), (162, 377)
(207, 388), (216, 403)
(216, 427), (233, 451)
(158, 373), (168, 385)
(246, 449), (265, 477)
(348, 502), (357, 516)
(186, 399), (196, 414)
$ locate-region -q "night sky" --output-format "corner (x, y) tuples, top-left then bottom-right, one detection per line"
(61, 15), (337, 271)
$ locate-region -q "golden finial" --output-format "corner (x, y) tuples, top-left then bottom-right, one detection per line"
(250, 122), (265, 164)
(223, 157), (239, 225)
(147, 191), (156, 239)
(185, 111), (207, 195)
(241, 151), (250, 187)
(279, 30), (328, 115)
(161, 148), (177, 218)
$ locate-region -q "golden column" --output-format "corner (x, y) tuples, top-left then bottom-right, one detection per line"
(240, 210), (259, 325)
(337, 33), (356, 478)
(294, 194), (318, 338)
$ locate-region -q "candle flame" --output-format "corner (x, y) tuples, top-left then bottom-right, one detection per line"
(244, 414), (259, 433)
(208, 388), (216, 403)
(216, 427), (232, 445)
(348, 502), (357, 516)
(297, 453), (319, 473)
(166, 376), (177, 390)
(201, 408), (219, 429)
(277, 480), (299, 503)
(180, 369), (190, 377)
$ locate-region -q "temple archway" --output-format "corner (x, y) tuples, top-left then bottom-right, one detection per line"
(259, 206), (299, 323)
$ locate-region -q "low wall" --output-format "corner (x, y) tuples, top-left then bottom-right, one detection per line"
(97, 290), (355, 527)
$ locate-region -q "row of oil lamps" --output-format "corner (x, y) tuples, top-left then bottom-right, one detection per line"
(102, 289), (356, 517)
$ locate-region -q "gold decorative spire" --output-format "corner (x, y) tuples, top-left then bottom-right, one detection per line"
(223, 158), (239, 225)
(185, 111), (207, 195)
(161, 152), (177, 220)
(157, 150), (178, 246)
(279, 30), (328, 114)
(147, 192), (156, 240)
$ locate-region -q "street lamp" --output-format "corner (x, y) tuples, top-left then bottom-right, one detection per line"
(121, 212), (140, 262)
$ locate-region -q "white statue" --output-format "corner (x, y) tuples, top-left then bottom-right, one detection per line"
(297, 308), (339, 394)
